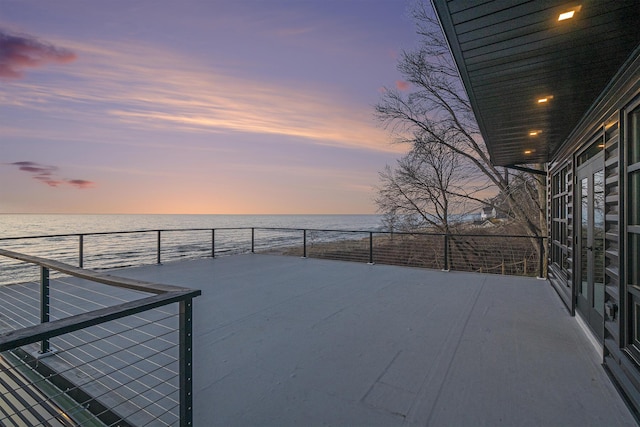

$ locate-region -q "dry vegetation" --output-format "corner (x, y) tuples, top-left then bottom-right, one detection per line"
(263, 223), (543, 277)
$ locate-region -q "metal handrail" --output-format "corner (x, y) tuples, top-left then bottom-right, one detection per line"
(0, 249), (194, 294)
(0, 249), (201, 427)
(0, 227), (544, 241)
(0, 290), (198, 352)
(0, 227), (548, 279)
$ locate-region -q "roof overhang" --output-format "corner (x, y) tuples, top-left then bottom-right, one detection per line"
(431, 0), (640, 166)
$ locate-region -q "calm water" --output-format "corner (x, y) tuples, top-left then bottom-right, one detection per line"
(0, 214), (383, 285)
(0, 214), (383, 237)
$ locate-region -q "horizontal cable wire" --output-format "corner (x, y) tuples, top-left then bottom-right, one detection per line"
(54, 328), (178, 412)
(51, 322), (179, 392)
(2, 309), (181, 425)
(53, 276), (151, 301)
(41, 333), (178, 424)
(4, 340), (179, 424)
(68, 353), (179, 425)
(137, 401), (180, 427)
(49, 315), (179, 383)
(50, 276), (174, 315)
(0, 283), (41, 329)
(52, 311), (178, 357)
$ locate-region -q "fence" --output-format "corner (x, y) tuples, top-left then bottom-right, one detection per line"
(253, 229), (545, 278)
(0, 226), (545, 425)
(0, 248), (200, 426)
(0, 228), (547, 282)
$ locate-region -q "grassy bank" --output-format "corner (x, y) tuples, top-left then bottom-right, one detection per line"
(260, 224), (543, 277)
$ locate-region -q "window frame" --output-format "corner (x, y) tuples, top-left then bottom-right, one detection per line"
(625, 97), (640, 358)
(550, 164), (570, 278)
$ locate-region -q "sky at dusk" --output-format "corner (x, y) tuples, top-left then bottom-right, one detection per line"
(0, 0), (418, 214)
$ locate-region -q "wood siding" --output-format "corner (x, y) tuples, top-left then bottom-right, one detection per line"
(549, 47), (640, 415)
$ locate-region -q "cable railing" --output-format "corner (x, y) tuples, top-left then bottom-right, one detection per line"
(0, 226), (545, 425)
(0, 248), (200, 426)
(1, 227), (547, 282)
(274, 230), (546, 277)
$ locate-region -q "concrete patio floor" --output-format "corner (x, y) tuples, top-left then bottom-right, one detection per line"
(111, 254), (636, 426)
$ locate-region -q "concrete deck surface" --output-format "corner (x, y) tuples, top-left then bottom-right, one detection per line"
(115, 254), (635, 426)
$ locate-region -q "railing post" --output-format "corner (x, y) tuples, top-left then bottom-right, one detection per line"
(443, 234), (450, 271)
(79, 234), (84, 268)
(368, 232), (374, 264)
(251, 228), (255, 253)
(303, 229), (307, 258)
(211, 229), (215, 258)
(157, 230), (162, 264)
(40, 266), (50, 354)
(538, 237), (545, 279)
(179, 298), (194, 427)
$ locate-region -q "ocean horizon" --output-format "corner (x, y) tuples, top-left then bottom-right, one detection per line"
(0, 213), (384, 238)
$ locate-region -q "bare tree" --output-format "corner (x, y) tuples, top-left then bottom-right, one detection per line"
(376, 1), (545, 237)
(377, 134), (491, 233)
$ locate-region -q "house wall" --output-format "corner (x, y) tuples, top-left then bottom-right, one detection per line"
(548, 46), (640, 415)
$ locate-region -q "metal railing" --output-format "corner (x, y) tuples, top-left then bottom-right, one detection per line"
(0, 226), (545, 425)
(264, 229), (546, 278)
(1, 227), (547, 280)
(0, 248), (200, 426)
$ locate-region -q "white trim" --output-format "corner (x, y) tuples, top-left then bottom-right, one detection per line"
(575, 311), (604, 363)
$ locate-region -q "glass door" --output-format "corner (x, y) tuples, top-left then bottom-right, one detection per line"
(576, 153), (605, 341)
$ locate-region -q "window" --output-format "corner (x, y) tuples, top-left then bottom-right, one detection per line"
(551, 165), (570, 276)
(628, 105), (640, 289)
(630, 106), (640, 166)
(626, 103), (640, 355)
(635, 303), (640, 347)
(577, 139), (604, 166)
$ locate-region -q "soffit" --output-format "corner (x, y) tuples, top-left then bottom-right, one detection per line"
(432, 0), (640, 166)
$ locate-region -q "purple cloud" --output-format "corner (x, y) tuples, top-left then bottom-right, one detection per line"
(0, 30), (76, 79)
(8, 161), (95, 190)
(68, 179), (95, 189)
(12, 161), (57, 175)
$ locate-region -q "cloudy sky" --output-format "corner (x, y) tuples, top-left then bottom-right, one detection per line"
(1, 0), (417, 214)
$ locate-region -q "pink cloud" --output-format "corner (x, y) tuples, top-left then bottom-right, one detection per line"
(68, 179), (95, 189)
(34, 175), (64, 187)
(395, 80), (410, 91)
(0, 30), (76, 79)
(8, 161), (95, 189)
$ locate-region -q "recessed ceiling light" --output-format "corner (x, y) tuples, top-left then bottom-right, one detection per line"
(529, 131), (542, 136)
(524, 150), (533, 154)
(558, 10), (575, 20)
(558, 5), (581, 21)
(537, 95), (554, 104)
